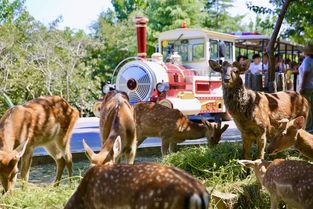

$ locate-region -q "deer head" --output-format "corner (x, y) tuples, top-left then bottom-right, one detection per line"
(267, 116), (305, 155)
(83, 136), (122, 166)
(209, 60), (250, 88)
(201, 119), (229, 147)
(0, 140), (28, 193)
(238, 159), (271, 184)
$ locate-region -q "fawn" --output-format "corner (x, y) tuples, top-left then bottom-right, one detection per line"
(267, 116), (313, 159)
(66, 136), (210, 209)
(239, 159), (313, 209)
(0, 96), (79, 192)
(83, 90), (136, 164)
(209, 60), (308, 160)
(134, 102), (228, 156)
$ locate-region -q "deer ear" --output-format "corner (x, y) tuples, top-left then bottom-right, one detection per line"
(293, 116), (305, 129)
(113, 136), (122, 160)
(238, 159), (261, 168)
(14, 139), (29, 160)
(83, 139), (95, 161)
(233, 60), (250, 74)
(209, 60), (222, 72)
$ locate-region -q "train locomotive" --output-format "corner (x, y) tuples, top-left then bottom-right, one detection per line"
(94, 16), (238, 121)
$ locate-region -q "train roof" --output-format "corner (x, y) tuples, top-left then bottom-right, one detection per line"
(158, 28), (238, 42)
(235, 34), (303, 52)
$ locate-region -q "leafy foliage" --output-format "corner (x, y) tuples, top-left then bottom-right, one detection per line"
(0, 6), (101, 116)
(247, 0), (313, 44)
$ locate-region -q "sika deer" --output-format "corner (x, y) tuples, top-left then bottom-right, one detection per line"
(267, 116), (313, 159)
(209, 60), (308, 159)
(134, 102), (228, 156)
(0, 96), (79, 193)
(65, 137), (210, 209)
(83, 90), (136, 164)
(239, 159), (313, 209)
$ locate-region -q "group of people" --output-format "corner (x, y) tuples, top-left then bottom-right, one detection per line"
(237, 44), (313, 132)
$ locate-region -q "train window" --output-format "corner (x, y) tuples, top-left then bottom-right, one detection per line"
(210, 40), (219, 60)
(225, 42), (233, 62)
(192, 44), (204, 61)
(176, 44), (189, 62)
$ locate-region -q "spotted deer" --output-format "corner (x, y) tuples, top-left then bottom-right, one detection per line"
(65, 136), (210, 209)
(209, 60), (308, 159)
(267, 116), (313, 159)
(83, 90), (136, 165)
(134, 102), (229, 156)
(0, 96), (79, 193)
(239, 159), (313, 209)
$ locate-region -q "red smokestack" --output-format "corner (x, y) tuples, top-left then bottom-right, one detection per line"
(135, 16), (149, 59)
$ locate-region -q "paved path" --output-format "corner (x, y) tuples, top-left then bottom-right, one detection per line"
(34, 117), (242, 156)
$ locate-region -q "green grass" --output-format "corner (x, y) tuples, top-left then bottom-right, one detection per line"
(163, 142), (306, 209)
(0, 142), (308, 209)
(0, 180), (79, 209)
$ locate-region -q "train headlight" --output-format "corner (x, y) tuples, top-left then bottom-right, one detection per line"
(156, 82), (169, 93)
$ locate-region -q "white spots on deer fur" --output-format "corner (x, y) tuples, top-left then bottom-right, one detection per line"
(149, 190), (154, 197)
(189, 194), (202, 209)
(155, 202), (160, 207)
(274, 181), (294, 195)
(164, 202), (169, 209)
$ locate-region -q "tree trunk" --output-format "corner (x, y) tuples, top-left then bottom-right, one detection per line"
(267, 0), (293, 93)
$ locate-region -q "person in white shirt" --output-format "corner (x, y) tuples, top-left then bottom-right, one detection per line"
(249, 54), (263, 74)
(262, 53), (269, 71)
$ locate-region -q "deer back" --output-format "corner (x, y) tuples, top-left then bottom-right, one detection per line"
(64, 163), (210, 209)
(263, 159), (313, 208)
(99, 90), (134, 144)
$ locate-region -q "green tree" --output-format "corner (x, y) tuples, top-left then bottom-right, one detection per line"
(112, 0), (147, 21)
(248, 0), (313, 44)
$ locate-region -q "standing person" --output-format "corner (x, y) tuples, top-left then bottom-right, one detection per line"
(299, 44), (313, 132)
(249, 54), (263, 74)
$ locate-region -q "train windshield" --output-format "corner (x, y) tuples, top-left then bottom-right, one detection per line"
(162, 38), (205, 63)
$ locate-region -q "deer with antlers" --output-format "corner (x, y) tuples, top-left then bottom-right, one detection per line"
(239, 159), (313, 209)
(209, 60), (308, 159)
(66, 136), (210, 209)
(0, 96), (79, 193)
(134, 102), (229, 156)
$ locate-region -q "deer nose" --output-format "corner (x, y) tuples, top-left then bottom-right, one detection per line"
(224, 78), (230, 83)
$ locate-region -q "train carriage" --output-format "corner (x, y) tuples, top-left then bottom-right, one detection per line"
(94, 17), (238, 121)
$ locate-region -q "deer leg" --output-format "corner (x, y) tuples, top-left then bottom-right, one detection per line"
(257, 132), (267, 159)
(125, 139), (137, 164)
(242, 134), (252, 160)
(45, 143), (66, 185)
(161, 139), (170, 156)
(270, 195), (279, 209)
(169, 143), (178, 153)
(20, 146), (34, 182)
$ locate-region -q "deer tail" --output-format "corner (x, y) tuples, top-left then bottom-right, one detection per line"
(185, 192), (210, 209)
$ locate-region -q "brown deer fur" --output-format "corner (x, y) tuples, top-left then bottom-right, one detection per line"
(83, 90), (136, 164)
(0, 96), (79, 192)
(65, 137), (210, 209)
(239, 159), (313, 209)
(209, 60), (308, 159)
(268, 116), (313, 159)
(134, 102), (228, 156)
